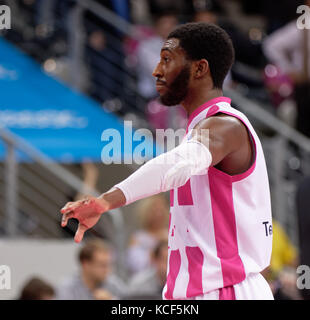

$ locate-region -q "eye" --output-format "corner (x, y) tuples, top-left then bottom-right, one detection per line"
(163, 57), (170, 63)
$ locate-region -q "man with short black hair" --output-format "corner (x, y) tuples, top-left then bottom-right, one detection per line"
(61, 22), (273, 300)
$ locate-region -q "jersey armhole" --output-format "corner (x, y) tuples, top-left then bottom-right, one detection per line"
(210, 111), (257, 182)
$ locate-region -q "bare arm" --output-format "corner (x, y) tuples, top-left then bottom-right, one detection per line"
(191, 114), (249, 168)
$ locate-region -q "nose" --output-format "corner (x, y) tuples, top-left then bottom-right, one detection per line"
(152, 61), (163, 79)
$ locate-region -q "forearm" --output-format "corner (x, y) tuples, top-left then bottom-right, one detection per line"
(98, 187), (126, 211)
(103, 140), (212, 206)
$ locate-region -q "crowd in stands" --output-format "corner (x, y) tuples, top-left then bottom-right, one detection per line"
(3, 0), (309, 134)
(18, 236), (169, 300)
(3, 0), (310, 300)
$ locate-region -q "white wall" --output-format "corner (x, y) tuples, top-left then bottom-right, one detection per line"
(0, 239), (81, 300)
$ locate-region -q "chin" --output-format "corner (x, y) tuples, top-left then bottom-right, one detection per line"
(159, 96), (181, 107)
(159, 90), (186, 107)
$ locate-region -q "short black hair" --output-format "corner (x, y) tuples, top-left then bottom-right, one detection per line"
(19, 277), (55, 300)
(167, 22), (235, 88)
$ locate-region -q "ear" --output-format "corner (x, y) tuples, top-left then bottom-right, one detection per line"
(194, 59), (209, 79)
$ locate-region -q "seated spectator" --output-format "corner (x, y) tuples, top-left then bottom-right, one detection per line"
(126, 194), (169, 275)
(136, 12), (178, 101)
(126, 240), (168, 299)
(193, 7), (266, 88)
(263, 3), (310, 137)
(56, 239), (127, 300)
(18, 277), (55, 300)
(262, 220), (299, 300)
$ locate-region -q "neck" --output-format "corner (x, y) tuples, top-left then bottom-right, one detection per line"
(81, 270), (99, 292)
(181, 87), (223, 117)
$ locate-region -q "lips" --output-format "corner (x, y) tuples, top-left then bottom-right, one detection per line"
(156, 81), (167, 92)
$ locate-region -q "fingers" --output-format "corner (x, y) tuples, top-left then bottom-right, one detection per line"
(74, 223), (88, 243)
(61, 212), (74, 227)
(60, 198), (89, 214)
(60, 202), (74, 214)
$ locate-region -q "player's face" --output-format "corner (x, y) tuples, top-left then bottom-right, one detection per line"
(152, 38), (191, 106)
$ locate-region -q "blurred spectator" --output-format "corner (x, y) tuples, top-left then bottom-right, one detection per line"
(146, 100), (187, 130)
(18, 277), (55, 300)
(126, 239), (168, 299)
(136, 12), (178, 100)
(62, 161), (100, 238)
(85, 28), (125, 109)
(193, 8), (266, 70)
(263, 5), (310, 137)
(136, 12), (184, 129)
(83, 2), (129, 112)
(130, 0), (152, 25)
(296, 175), (310, 300)
(240, 0), (302, 35)
(126, 194), (169, 275)
(131, 0), (222, 24)
(74, 161), (99, 201)
(192, 6), (266, 95)
(56, 239), (127, 299)
(262, 220), (299, 300)
(270, 221), (298, 277)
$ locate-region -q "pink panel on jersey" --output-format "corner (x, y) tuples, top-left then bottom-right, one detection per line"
(208, 167), (246, 287)
(164, 249), (181, 299)
(186, 246), (204, 297)
(177, 179), (194, 205)
(206, 105), (220, 117)
(170, 189), (174, 207)
(186, 96), (231, 133)
(219, 285), (236, 300)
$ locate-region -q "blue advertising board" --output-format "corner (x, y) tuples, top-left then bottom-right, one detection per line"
(0, 38), (157, 163)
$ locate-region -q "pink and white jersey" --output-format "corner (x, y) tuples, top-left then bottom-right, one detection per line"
(162, 96), (273, 300)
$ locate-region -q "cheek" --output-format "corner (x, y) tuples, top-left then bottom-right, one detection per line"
(163, 62), (177, 81)
(165, 72), (177, 87)
(166, 63), (186, 85)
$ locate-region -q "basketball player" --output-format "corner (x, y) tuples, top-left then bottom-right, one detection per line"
(60, 23), (274, 300)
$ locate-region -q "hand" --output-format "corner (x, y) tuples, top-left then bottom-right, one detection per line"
(60, 195), (109, 243)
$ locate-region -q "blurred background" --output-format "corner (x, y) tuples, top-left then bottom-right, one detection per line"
(0, 0), (310, 300)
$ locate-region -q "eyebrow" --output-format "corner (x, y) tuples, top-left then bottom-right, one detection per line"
(160, 47), (173, 54)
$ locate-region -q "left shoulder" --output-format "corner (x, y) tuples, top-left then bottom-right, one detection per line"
(193, 113), (247, 140)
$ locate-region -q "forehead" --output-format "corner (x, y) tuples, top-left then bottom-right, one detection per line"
(93, 249), (110, 260)
(161, 38), (184, 56)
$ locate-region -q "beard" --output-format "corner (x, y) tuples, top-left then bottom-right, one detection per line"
(159, 64), (190, 106)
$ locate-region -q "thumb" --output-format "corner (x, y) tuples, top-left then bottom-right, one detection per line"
(74, 223), (88, 243)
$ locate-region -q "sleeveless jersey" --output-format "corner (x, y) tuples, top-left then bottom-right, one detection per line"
(162, 96), (273, 299)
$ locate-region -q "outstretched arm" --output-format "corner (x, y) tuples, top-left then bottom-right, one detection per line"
(60, 139), (212, 243)
(60, 115), (245, 243)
